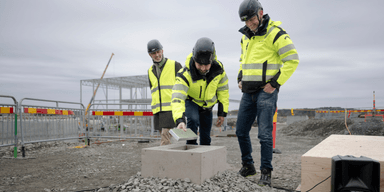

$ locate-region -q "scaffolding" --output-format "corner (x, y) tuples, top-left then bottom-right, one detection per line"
(80, 75), (150, 110)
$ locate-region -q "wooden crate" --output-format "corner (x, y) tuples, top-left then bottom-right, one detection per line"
(301, 134), (384, 192)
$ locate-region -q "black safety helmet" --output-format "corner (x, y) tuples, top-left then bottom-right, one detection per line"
(192, 37), (215, 65)
(239, 0), (263, 22)
(147, 39), (163, 53)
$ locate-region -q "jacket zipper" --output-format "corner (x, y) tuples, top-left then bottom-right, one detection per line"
(262, 60), (267, 83)
(157, 74), (162, 111)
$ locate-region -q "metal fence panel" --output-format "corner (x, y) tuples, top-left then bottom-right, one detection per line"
(0, 95), (18, 150)
(19, 98), (85, 146)
(87, 103), (158, 140)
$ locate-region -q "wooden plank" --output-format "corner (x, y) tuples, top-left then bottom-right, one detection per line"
(301, 134), (384, 192)
(303, 135), (384, 159)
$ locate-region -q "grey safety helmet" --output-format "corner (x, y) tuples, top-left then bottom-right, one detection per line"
(239, 0), (263, 22)
(192, 37), (215, 65)
(147, 39), (163, 53)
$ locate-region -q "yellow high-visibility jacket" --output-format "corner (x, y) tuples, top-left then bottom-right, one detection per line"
(148, 59), (180, 114)
(172, 53), (229, 124)
(238, 14), (299, 93)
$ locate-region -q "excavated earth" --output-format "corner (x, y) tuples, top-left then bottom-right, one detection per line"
(0, 118), (383, 192)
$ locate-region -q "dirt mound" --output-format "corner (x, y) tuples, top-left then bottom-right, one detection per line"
(348, 118), (384, 136)
(280, 118), (384, 138)
(280, 119), (353, 138)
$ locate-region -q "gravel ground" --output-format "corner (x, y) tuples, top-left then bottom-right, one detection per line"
(1, 118), (382, 192)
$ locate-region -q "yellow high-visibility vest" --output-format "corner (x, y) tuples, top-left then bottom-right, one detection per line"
(148, 59), (176, 114)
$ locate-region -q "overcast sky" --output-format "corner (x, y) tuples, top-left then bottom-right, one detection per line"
(1, 0), (383, 111)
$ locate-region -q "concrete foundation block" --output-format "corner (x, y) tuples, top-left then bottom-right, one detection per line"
(141, 144), (230, 184)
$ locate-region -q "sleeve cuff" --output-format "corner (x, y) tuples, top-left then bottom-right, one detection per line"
(175, 118), (186, 126)
(269, 79), (281, 89)
(217, 111), (227, 117)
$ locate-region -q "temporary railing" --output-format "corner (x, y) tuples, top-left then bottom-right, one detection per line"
(87, 103), (158, 141)
(0, 95), (18, 158)
(19, 98), (86, 156)
(315, 109), (384, 121)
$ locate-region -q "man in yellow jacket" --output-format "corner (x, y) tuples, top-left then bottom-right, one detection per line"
(172, 37), (229, 145)
(147, 39), (182, 145)
(236, 0), (299, 186)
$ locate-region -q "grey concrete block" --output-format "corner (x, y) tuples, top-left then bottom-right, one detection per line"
(141, 144), (230, 184)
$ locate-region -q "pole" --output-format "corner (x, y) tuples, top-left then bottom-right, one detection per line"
(14, 113), (17, 158)
(85, 53), (114, 116)
(84, 53), (114, 145)
(373, 91), (376, 116)
(272, 108), (281, 154)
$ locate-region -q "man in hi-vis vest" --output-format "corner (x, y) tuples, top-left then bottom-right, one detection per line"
(236, 0), (299, 187)
(172, 37), (229, 145)
(147, 39), (182, 145)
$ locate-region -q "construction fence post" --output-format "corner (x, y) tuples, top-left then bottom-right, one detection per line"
(14, 112), (18, 158)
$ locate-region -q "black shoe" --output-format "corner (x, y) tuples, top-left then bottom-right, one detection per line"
(238, 163), (256, 177)
(258, 168), (272, 186)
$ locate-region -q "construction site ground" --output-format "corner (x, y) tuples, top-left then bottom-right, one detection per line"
(0, 118), (383, 192)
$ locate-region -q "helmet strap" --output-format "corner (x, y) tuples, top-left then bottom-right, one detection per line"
(252, 9), (263, 33)
(253, 13), (262, 33)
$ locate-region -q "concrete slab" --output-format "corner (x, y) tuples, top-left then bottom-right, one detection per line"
(141, 144), (230, 184)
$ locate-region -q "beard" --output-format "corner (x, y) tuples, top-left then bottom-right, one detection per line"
(198, 69), (209, 76)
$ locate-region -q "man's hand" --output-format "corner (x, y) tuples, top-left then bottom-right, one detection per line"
(216, 116), (224, 127)
(177, 122), (187, 132)
(238, 81), (242, 90)
(263, 83), (276, 94)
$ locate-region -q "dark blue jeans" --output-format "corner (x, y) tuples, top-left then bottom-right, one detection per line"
(236, 90), (277, 170)
(185, 100), (213, 145)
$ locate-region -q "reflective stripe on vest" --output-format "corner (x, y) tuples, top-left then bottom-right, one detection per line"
(242, 63), (282, 70)
(150, 85), (174, 94)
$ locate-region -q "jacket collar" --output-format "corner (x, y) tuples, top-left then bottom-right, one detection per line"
(239, 14), (270, 39)
(188, 58), (223, 83)
(153, 57), (166, 68)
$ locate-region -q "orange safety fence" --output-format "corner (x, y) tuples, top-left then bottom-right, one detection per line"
(91, 111), (153, 116)
(23, 108), (75, 115)
(0, 107), (14, 114)
(315, 109), (384, 113)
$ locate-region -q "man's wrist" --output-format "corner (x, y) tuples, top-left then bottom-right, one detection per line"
(176, 118), (185, 126)
(269, 80), (280, 89)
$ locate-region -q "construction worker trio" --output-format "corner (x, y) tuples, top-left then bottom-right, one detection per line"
(147, 0), (298, 187)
